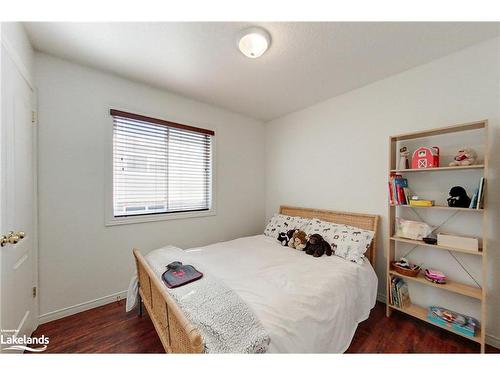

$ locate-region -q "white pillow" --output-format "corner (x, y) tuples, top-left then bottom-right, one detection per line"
(289, 216), (310, 231)
(264, 214), (310, 238)
(305, 218), (374, 264)
(305, 218), (340, 236)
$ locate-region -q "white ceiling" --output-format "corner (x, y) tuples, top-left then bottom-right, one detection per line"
(24, 22), (500, 121)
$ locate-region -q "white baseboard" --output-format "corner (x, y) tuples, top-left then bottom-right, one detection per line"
(375, 291), (499, 349)
(377, 292), (386, 303)
(38, 290), (128, 324)
(486, 333), (500, 349)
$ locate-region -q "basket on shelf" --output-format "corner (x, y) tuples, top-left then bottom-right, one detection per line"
(391, 261), (421, 277)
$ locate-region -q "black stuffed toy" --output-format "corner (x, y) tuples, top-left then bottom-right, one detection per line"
(304, 233), (332, 257)
(277, 229), (296, 246)
(447, 186), (471, 208)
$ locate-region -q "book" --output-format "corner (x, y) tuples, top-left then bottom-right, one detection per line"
(476, 177), (485, 210)
(390, 277), (399, 306)
(469, 188), (479, 209)
(399, 282), (411, 309)
(388, 173), (397, 205)
(389, 175), (408, 205)
(397, 185), (406, 205)
(409, 199), (434, 207)
(403, 187), (411, 204)
(390, 277), (410, 308)
(394, 177), (408, 189)
(388, 182), (395, 205)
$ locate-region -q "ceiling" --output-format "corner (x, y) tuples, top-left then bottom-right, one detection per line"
(24, 22), (500, 121)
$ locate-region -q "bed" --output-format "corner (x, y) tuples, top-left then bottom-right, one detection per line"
(132, 205), (379, 353)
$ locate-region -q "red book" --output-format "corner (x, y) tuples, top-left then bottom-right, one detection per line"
(388, 182), (394, 205)
(388, 173), (397, 205)
(397, 185), (406, 205)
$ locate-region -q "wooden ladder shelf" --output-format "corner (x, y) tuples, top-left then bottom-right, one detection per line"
(386, 120), (489, 353)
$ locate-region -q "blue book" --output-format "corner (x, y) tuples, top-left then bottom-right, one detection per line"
(394, 178), (408, 188)
(394, 178), (408, 205)
(469, 188), (479, 209)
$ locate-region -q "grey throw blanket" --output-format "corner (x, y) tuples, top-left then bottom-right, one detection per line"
(145, 246), (270, 353)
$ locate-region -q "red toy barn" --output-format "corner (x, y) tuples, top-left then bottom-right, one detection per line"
(411, 146), (440, 169)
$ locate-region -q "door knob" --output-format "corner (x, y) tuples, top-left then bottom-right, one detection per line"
(8, 235), (20, 244)
(0, 231), (25, 246)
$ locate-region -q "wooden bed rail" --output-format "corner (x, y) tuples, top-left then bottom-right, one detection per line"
(133, 248), (204, 353)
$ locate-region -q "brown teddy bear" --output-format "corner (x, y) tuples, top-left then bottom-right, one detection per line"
(304, 233), (333, 257)
(288, 230), (307, 250)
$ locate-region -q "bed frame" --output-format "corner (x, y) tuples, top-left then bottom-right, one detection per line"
(132, 205), (379, 353)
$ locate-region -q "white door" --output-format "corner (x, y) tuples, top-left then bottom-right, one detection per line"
(0, 44), (37, 352)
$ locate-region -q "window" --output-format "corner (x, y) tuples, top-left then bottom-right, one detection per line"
(110, 109), (214, 220)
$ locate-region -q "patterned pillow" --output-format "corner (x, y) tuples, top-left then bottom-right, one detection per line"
(305, 218), (374, 264)
(289, 216), (310, 231)
(305, 218), (340, 236)
(264, 214), (310, 238)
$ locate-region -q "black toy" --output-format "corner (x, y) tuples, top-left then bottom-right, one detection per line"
(447, 186), (471, 208)
(423, 236), (437, 245)
(304, 233), (332, 257)
(277, 229), (296, 246)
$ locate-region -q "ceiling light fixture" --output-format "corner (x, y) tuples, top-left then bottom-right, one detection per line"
(237, 27), (271, 59)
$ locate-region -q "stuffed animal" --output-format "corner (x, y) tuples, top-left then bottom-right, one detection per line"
(277, 232), (288, 245)
(304, 233), (332, 257)
(277, 229), (296, 246)
(288, 230), (307, 250)
(447, 186), (471, 208)
(449, 148), (477, 166)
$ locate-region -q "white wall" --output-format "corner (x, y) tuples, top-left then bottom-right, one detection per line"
(265, 38), (500, 344)
(1, 23), (34, 85)
(35, 53), (265, 320)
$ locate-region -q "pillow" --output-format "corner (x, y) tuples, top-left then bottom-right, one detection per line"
(305, 218), (374, 264)
(394, 218), (433, 241)
(264, 214), (310, 238)
(289, 216), (310, 231)
(305, 218), (339, 236)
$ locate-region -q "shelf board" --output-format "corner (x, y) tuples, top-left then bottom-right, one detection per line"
(388, 303), (482, 343)
(390, 204), (483, 212)
(390, 120), (487, 141)
(389, 270), (482, 300)
(390, 165), (484, 173)
(390, 236), (483, 256)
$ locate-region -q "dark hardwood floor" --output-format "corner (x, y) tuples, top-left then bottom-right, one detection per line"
(29, 300), (498, 354)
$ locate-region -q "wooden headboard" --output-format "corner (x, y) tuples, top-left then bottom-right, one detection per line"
(280, 205), (379, 268)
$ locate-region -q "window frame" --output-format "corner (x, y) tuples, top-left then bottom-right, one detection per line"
(105, 108), (216, 226)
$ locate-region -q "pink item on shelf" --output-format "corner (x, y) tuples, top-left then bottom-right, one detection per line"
(425, 269), (447, 281)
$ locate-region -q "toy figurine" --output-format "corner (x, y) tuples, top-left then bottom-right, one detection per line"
(449, 147), (477, 166)
(399, 146), (410, 170)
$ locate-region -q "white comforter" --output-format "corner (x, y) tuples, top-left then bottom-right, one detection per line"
(131, 234), (378, 353)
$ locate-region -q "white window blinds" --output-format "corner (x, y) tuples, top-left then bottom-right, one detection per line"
(111, 110), (213, 217)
